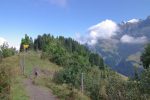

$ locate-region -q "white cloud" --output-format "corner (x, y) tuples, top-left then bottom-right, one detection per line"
(75, 19), (147, 46)
(120, 35), (148, 44)
(44, 0), (68, 7)
(0, 37), (19, 50)
(127, 19), (139, 23)
(8, 42), (20, 50)
(88, 39), (97, 45)
(87, 19), (119, 45)
(0, 37), (6, 45)
(75, 33), (87, 44)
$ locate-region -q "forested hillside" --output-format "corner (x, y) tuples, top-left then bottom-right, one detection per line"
(18, 34), (150, 100)
(1, 33), (150, 100)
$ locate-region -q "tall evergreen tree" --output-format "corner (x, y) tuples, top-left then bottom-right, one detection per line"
(89, 53), (104, 69)
(20, 34), (33, 52)
(141, 43), (150, 69)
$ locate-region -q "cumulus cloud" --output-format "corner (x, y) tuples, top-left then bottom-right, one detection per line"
(127, 19), (139, 23)
(75, 33), (87, 44)
(0, 37), (6, 45)
(75, 19), (148, 46)
(88, 20), (119, 39)
(44, 0), (68, 7)
(9, 42), (20, 50)
(87, 20), (119, 45)
(120, 35), (148, 44)
(0, 37), (19, 50)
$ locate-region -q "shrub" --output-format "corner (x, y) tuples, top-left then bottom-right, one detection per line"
(0, 64), (11, 100)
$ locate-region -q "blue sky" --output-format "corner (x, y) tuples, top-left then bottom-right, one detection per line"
(0, 0), (150, 49)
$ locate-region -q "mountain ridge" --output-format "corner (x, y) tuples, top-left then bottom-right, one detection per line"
(87, 16), (150, 77)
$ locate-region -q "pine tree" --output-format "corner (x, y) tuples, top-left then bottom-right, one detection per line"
(141, 43), (150, 69)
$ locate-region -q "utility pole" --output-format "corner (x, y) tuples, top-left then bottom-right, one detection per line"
(81, 73), (84, 93)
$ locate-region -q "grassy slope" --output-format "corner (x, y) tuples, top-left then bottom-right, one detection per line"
(23, 51), (90, 100)
(126, 52), (142, 68)
(0, 55), (29, 100)
(23, 51), (127, 100)
(3, 51), (127, 100)
(22, 51), (61, 76)
(3, 51), (89, 100)
(117, 72), (128, 81)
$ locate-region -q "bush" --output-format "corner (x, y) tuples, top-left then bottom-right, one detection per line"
(0, 51), (2, 62)
(84, 72), (106, 100)
(54, 64), (81, 87)
(125, 80), (143, 100)
(140, 68), (150, 97)
(0, 64), (11, 100)
(0, 43), (16, 58)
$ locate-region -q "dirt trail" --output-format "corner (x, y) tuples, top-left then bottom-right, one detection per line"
(23, 79), (58, 100)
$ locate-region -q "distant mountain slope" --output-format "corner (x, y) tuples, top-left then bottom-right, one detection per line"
(87, 16), (150, 77)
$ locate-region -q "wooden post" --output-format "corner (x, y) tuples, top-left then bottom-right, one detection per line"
(23, 48), (25, 75)
(22, 44), (29, 75)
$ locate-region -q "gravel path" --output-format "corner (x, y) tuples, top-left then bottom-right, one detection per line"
(23, 79), (58, 100)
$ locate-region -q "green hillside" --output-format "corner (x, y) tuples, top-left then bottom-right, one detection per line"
(19, 34), (149, 100)
(0, 51), (90, 100)
(1, 51), (128, 100)
(0, 34), (149, 100)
